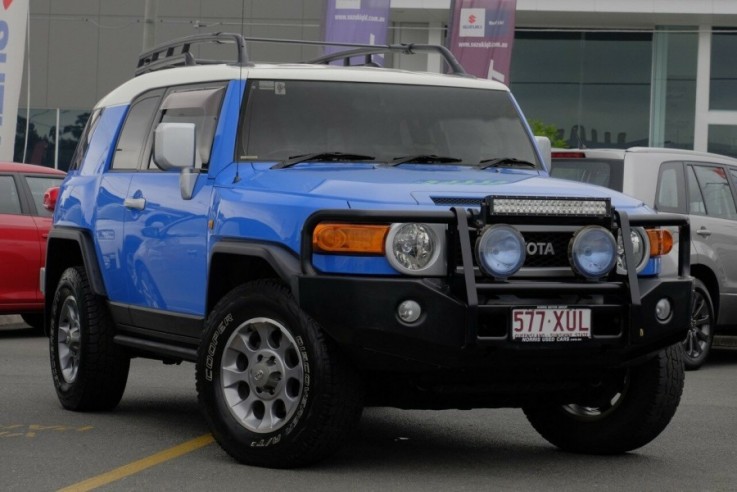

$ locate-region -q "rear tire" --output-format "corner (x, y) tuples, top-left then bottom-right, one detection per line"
(49, 266), (130, 411)
(524, 343), (684, 454)
(196, 280), (363, 468)
(683, 279), (714, 370)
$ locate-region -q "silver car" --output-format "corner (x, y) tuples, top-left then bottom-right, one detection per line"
(551, 147), (737, 369)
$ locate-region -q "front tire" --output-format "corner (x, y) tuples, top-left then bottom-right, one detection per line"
(196, 280), (363, 468)
(524, 343), (684, 454)
(49, 266), (130, 411)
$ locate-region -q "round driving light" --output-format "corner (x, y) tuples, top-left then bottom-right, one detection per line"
(569, 226), (617, 279)
(398, 300), (422, 323)
(386, 223), (438, 273)
(616, 228), (650, 274)
(655, 298), (672, 322)
(476, 225), (526, 278)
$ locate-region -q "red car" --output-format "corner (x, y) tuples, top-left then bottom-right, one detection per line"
(0, 162), (65, 332)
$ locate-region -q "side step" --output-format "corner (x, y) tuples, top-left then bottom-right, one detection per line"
(114, 334), (198, 362)
(713, 335), (737, 349)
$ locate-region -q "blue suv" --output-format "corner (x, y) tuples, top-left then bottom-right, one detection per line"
(44, 34), (692, 468)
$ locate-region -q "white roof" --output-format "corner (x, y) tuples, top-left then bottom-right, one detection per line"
(95, 63), (509, 108)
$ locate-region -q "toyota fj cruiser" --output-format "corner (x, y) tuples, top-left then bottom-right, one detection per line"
(44, 34), (692, 468)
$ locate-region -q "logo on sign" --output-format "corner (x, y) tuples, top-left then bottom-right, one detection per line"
(459, 8), (485, 38)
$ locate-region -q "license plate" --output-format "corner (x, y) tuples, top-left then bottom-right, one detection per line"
(511, 307), (592, 342)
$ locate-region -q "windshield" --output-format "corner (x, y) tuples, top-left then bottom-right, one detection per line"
(236, 80), (540, 167)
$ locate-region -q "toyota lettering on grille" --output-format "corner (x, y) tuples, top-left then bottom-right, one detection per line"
(526, 242), (555, 256)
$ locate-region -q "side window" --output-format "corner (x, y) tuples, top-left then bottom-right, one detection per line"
(686, 166), (706, 215)
(68, 109), (101, 171)
(655, 161), (686, 213)
(112, 94), (162, 170)
(691, 164), (737, 219)
(0, 176), (21, 215)
(150, 85), (226, 170)
(25, 176), (65, 217)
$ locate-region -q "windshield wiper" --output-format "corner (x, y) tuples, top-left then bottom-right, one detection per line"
(272, 152), (375, 169)
(478, 157), (537, 170)
(389, 154), (463, 167)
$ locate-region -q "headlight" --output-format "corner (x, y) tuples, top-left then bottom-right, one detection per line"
(569, 226), (617, 279)
(385, 223), (445, 275)
(476, 224), (526, 278)
(616, 227), (650, 274)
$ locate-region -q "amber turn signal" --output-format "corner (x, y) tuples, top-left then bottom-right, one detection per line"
(646, 228), (673, 256)
(313, 223), (389, 254)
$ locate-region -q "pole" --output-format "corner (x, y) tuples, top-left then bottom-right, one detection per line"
(143, 0), (158, 51)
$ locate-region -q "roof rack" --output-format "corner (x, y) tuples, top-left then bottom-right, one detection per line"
(307, 43), (468, 76)
(135, 33), (469, 77)
(136, 32), (249, 76)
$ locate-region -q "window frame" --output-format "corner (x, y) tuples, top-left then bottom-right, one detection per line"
(654, 160), (687, 214)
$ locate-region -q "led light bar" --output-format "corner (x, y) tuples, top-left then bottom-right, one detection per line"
(488, 196), (611, 217)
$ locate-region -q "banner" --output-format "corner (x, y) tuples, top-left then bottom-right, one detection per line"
(323, 0), (391, 64)
(0, 0), (27, 161)
(448, 0), (517, 83)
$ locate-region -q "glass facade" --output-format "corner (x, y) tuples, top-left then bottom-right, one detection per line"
(14, 109), (90, 171)
(660, 30), (697, 149)
(710, 30), (737, 110)
(510, 31), (652, 149)
(708, 125), (737, 158)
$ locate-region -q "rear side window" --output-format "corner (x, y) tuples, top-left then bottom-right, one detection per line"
(25, 175), (65, 217)
(689, 164), (737, 219)
(0, 175), (21, 215)
(549, 158), (624, 191)
(68, 109), (101, 172)
(655, 162), (686, 213)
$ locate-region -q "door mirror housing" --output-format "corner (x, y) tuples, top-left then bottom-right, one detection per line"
(154, 122), (196, 171)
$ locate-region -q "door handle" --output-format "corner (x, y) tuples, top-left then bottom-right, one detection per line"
(696, 227), (711, 238)
(124, 197), (146, 210)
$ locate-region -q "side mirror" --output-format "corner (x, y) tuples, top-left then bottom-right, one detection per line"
(535, 136), (552, 171)
(154, 122), (196, 171)
(43, 186), (60, 212)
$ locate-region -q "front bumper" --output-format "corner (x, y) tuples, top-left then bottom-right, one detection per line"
(298, 206), (692, 372)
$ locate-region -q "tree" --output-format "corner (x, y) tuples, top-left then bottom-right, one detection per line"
(529, 119), (567, 148)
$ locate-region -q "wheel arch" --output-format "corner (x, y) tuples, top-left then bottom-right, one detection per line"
(45, 227), (107, 335)
(206, 240), (301, 315)
(690, 264), (718, 319)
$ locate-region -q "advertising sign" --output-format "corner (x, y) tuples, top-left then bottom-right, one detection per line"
(323, 0), (391, 64)
(447, 0), (517, 83)
(0, 0), (28, 161)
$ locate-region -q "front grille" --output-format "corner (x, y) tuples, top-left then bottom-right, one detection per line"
(452, 228), (574, 272)
(431, 196), (484, 207)
(521, 231), (573, 268)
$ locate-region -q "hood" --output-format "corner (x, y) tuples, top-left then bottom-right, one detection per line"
(243, 164), (646, 211)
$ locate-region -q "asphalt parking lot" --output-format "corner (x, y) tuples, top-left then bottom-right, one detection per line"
(3, 316), (737, 491)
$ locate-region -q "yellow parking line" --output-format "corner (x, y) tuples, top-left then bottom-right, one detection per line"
(57, 434), (215, 492)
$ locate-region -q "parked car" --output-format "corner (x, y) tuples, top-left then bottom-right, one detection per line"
(44, 33), (692, 468)
(0, 162), (66, 332)
(551, 147), (737, 369)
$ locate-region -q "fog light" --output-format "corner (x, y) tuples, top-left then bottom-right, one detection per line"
(398, 300), (422, 323)
(655, 298), (672, 322)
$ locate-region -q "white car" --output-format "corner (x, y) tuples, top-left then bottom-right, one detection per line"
(551, 147), (737, 369)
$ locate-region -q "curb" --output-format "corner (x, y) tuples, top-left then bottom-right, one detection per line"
(0, 315), (24, 326)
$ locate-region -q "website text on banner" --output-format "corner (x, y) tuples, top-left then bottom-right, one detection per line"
(0, 0), (29, 161)
(323, 0), (390, 65)
(447, 0), (517, 83)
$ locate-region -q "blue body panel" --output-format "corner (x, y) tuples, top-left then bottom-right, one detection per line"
(55, 78), (657, 318)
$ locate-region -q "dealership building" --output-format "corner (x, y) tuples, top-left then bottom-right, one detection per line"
(16, 0), (737, 168)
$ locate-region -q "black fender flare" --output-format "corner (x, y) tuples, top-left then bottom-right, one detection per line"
(207, 239), (302, 310)
(45, 227), (107, 320)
